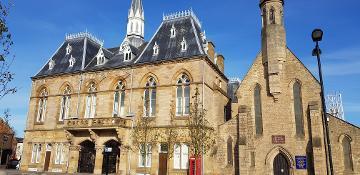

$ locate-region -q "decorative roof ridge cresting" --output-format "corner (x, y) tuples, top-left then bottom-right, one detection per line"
(65, 31), (104, 46)
(163, 9), (202, 28)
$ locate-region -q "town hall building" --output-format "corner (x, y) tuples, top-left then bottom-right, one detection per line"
(21, 0), (360, 175)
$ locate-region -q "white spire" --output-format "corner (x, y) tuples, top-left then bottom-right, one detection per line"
(126, 0), (145, 47)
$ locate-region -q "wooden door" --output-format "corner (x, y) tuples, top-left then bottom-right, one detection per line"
(44, 151), (51, 171)
(158, 153), (168, 175)
(273, 153), (290, 175)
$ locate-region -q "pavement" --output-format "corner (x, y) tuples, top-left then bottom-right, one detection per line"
(0, 170), (99, 175)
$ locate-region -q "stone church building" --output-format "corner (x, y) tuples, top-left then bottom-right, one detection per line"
(21, 0), (359, 174)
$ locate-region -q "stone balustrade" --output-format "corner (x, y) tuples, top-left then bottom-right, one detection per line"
(64, 117), (132, 129)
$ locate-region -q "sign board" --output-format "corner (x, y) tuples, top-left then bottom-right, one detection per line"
(104, 147), (113, 153)
(272, 135), (285, 144)
(295, 156), (307, 169)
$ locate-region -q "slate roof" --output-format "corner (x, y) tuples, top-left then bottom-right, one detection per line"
(33, 11), (208, 79)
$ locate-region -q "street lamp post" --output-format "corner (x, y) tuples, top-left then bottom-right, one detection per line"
(312, 29), (334, 175)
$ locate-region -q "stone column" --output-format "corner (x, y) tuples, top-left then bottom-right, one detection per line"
(309, 101), (327, 174)
(67, 145), (80, 174)
(118, 145), (129, 175)
(94, 146), (104, 174)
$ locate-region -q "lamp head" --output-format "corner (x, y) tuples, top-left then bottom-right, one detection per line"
(312, 29), (323, 42)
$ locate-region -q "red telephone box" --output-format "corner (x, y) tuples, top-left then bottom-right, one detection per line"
(189, 156), (202, 175)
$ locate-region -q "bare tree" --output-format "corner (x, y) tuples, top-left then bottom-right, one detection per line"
(131, 98), (160, 174)
(1, 108), (15, 135)
(187, 87), (215, 158)
(0, 1), (16, 101)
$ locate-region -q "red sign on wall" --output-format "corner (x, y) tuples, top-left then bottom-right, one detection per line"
(272, 135), (286, 144)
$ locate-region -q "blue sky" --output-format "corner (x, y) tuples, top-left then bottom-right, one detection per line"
(1, 0), (359, 137)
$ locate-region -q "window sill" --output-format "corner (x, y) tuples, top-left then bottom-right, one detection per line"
(174, 116), (189, 120)
(34, 122), (44, 125)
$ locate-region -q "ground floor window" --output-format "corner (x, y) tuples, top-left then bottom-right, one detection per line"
(31, 144), (41, 163)
(54, 143), (66, 164)
(173, 144), (189, 169)
(138, 143), (152, 167)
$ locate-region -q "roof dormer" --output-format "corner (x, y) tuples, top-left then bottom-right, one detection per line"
(49, 59), (55, 70)
(66, 43), (72, 55)
(153, 42), (159, 56)
(96, 49), (106, 65)
(69, 55), (76, 67)
(124, 45), (133, 62)
(170, 24), (176, 38)
(181, 37), (187, 52)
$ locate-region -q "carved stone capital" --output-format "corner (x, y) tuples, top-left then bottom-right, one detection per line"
(89, 129), (98, 142)
(65, 130), (74, 144)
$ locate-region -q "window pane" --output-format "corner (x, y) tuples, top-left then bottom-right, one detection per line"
(64, 96), (70, 120)
(90, 95), (96, 118)
(37, 100), (43, 122)
(176, 86), (183, 115)
(173, 144), (181, 169)
(120, 91), (125, 116)
(144, 89), (149, 116)
(59, 97), (65, 121)
(150, 89), (156, 116)
(146, 144), (152, 167)
(184, 86), (190, 115)
(85, 96), (91, 118)
(181, 144), (189, 169)
(113, 92), (120, 116)
(139, 144), (146, 167)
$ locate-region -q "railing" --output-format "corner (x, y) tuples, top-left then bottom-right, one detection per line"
(64, 117), (131, 129)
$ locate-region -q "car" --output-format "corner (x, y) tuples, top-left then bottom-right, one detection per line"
(6, 159), (19, 169)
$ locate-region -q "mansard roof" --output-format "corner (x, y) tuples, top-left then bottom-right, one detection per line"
(33, 10), (208, 79)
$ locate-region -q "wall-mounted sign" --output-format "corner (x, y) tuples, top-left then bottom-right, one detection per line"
(295, 156), (307, 169)
(272, 135), (285, 144)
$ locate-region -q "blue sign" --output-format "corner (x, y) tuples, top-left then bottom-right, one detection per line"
(295, 156), (307, 169)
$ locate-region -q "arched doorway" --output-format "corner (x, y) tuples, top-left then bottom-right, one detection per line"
(78, 140), (96, 173)
(102, 140), (120, 174)
(273, 153), (290, 175)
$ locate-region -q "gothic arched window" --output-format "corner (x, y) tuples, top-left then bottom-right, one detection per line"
(293, 81), (304, 136)
(113, 81), (126, 117)
(176, 74), (190, 116)
(270, 7), (275, 24)
(59, 85), (71, 121)
(84, 82), (97, 118)
(227, 137), (233, 165)
(144, 77), (157, 117)
(342, 136), (353, 171)
(254, 84), (263, 135)
(36, 88), (48, 123)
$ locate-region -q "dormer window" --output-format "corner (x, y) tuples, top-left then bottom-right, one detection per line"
(181, 37), (187, 52)
(69, 55), (76, 67)
(170, 25), (176, 38)
(123, 45), (132, 61)
(96, 49), (106, 65)
(66, 44), (72, 55)
(49, 59), (55, 70)
(153, 42), (159, 56)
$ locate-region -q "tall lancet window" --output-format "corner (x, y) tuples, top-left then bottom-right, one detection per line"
(181, 37), (187, 52)
(144, 77), (157, 117)
(113, 81), (126, 117)
(84, 82), (97, 119)
(59, 85), (71, 121)
(293, 81), (304, 136)
(153, 42), (159, 56)
(36, 88), (48, 123)
(270, 7), (275, 24)
(342, 136), (354, 171)
(262, 8), (267, 27)
(254, 84), (263, 135)
(227, 136), (233, 165)
(176, 74), (190, 116)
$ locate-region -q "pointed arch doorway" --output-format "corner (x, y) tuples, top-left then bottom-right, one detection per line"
(102, 140), (121, 174)
(78, 140), (96, 173)
(273, 153), (290, 175)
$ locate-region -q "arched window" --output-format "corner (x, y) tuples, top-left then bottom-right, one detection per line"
(181, 37), (187, 52)
(293, 81), (304, 136)
(124, 46), (132, 61)
(84, 82), (97, 119)
(113, 81), (126, 117)
(170, 24), (176, 38)
(144, 77), (157, 117)
(176, 74), (190, 116)
(342, 136), (353, 171)
(36, 88), (48, 123)
(262, 8), (267, 27)
(270, 7), (275, 24)
(59, 85), (71, 121)
(227, 137), (233, 165)
(254, 84), (263, 135)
